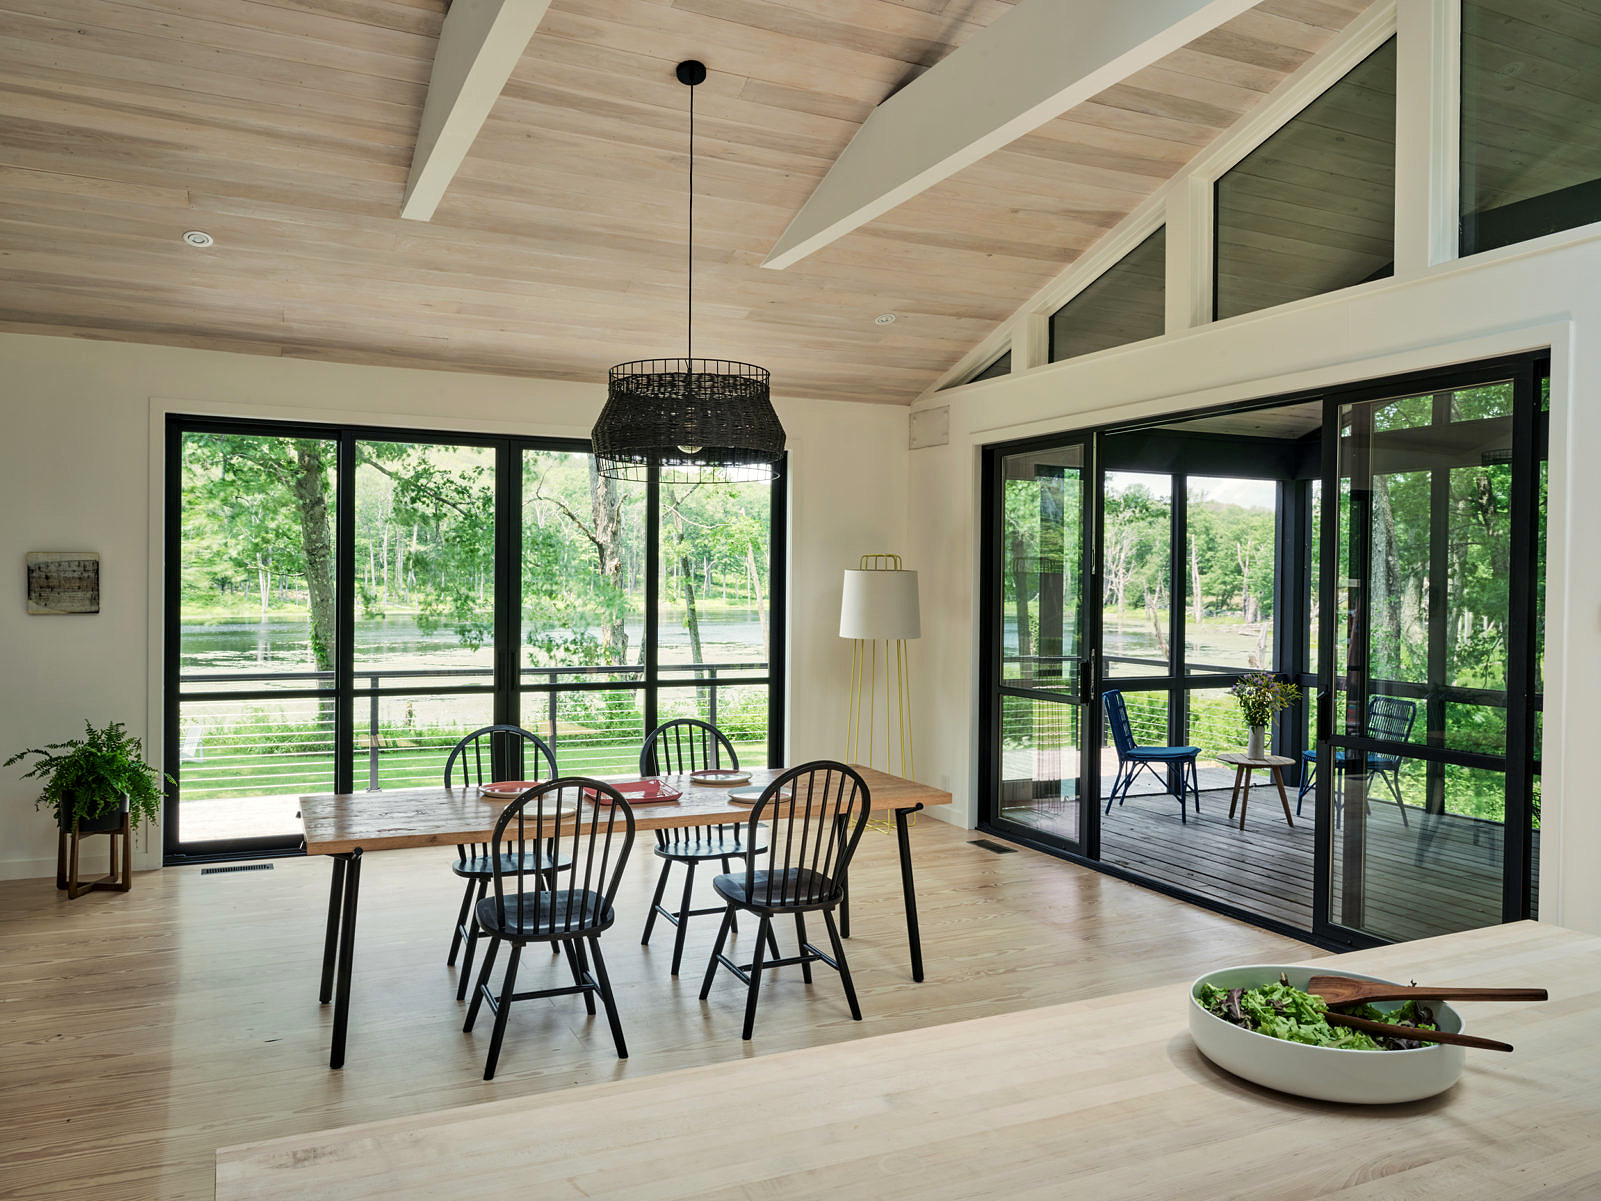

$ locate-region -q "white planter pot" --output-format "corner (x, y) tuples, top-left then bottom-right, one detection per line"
(1246, 725), (1267, 758)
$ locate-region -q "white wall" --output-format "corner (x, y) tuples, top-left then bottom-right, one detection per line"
(910, 226), (1601, 934)
(0, 332), (907, 879)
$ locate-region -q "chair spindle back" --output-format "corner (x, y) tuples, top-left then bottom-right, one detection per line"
(640, 718), (739, 776)
(487, 778), (635, 935)
(742, 761), (869, 908)
(445, 724), (559, 861)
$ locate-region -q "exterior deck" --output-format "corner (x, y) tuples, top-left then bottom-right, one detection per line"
(1003, 773), (1534, 939)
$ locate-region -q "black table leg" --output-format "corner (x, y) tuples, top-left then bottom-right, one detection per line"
(319, 854), (347, 1004)
(833, 813), (850, 937)
(329, 847), (363, 1069)
(894, 803), (924, 983)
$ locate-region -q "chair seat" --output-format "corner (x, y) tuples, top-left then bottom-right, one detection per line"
(655, 832), (767, 862)
(713, 868), (839, 911)
(453, 850), (571, 879)
(475, 890), (614, 939)
(1126, 745), (1200, 761)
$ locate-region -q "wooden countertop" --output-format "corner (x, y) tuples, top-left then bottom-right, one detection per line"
(216, 921), (1598, 1200)
(300, 765), (950, 855)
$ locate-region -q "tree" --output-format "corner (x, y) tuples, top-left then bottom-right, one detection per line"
(183, 434), (337, 669)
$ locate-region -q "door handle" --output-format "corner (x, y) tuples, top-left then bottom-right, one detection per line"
(1315, 689), (1331, 743)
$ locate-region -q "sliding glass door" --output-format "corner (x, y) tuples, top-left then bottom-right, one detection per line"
(982, 438), (1095, 852)
(978, 354), (1545, 945)
(165, 418), (784, 861)
(1315, 362), (1544, 942)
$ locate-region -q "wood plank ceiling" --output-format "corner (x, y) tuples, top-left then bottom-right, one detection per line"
(0, 0), (1371, 405)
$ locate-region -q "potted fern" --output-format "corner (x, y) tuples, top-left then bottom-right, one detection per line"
(6, 720), (168, 837)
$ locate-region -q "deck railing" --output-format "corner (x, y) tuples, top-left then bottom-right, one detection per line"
(176, 661), (769, 798)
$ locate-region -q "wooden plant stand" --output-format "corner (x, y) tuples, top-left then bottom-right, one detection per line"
(56, 814), (133, 899)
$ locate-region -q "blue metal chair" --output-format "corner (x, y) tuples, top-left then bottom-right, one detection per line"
(1297, 696), (1417, 826)
(1102, 690), (1201, 823)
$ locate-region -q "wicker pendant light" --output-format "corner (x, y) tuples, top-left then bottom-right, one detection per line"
(592, 60), (785, 483)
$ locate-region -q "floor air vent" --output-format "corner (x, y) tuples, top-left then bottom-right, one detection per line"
(969, 839), (1017, 854)
(200, 863), (275, 875)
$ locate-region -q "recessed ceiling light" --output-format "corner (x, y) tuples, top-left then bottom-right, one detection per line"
(182, 230), (214, 248)
(874, 313), (896, 325)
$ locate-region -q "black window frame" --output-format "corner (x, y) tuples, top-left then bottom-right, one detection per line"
(162, 414), (786, 863)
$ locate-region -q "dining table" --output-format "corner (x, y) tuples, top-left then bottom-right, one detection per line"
(300, 764), (952, 1068)
(218, 920), (1598, 1199)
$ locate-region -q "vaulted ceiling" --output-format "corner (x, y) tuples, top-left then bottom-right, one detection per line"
(0, 0), (1371, 404)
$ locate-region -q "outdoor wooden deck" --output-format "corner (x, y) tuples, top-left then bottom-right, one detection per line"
(1003, 782), (1535, 939)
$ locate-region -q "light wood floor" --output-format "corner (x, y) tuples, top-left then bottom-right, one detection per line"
(0, 818), (1318, 1201)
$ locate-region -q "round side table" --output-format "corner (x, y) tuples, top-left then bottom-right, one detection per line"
(1215, 752), (1296, 830)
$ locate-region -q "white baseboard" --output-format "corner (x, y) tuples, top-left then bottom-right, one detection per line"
(0, 851), (163, 882)
(0, 855), (59, 882)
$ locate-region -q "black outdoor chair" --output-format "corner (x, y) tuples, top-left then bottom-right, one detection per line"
(463, 777), (635, 1079)
(699, 761), (870, 1040)
(443, 724), (564, 1000)
(638, 718), (772, 974)
(1297, 696), (1417, 826)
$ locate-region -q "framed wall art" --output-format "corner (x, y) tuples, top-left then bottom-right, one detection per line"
(26, 552), (100, 615)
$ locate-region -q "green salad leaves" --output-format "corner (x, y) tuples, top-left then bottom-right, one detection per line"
(1198, 976), (1437, 1050)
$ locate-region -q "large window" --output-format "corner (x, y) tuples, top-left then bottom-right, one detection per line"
(165, 420), (783, 859)
(1461, 0), (1601, 255)
(1214, 38), (1396, 321)
(1049, 227), (1166, 362)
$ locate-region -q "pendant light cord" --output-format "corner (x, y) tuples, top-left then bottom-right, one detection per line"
(687, 77), (694, 364)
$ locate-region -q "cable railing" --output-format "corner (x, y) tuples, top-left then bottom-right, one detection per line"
(176, 661), (770, 799)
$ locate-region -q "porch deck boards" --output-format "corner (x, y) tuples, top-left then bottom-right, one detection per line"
(1003, 786), (1536, 940)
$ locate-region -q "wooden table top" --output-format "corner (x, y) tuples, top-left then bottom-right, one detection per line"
(300, 765), (950, 855)
(1216, 751), (1295, 768)
(216, 921), (1597, 1200)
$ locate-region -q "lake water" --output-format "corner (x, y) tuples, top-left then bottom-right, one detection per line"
(181, 611), (769, 677)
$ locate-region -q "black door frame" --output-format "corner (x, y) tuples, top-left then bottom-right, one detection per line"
(163, 414), (787, 863)
(977, 353), (1546, 946)
(978, 431), (1101, 858)
(1311, 353), (1547, 945)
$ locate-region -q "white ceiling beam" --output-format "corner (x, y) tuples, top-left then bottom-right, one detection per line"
(761, 0), (1259, 269)
(401, 0), (552, 222)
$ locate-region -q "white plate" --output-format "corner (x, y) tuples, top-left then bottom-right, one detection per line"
(690, 769), (752, 787)
(727, 785), (792, 805)
(1188, 964), (1467, 1104)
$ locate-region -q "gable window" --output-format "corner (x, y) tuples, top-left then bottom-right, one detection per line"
(945, 349), (1012, 389)
(1461, 0), (1601, 256)
(1213, 38), (1396, 321)
(969, 350), (1012, 382)
(1048, 227), (1166, 362)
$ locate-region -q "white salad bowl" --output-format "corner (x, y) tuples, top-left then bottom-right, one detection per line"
(1189, 964), (1467, 1104)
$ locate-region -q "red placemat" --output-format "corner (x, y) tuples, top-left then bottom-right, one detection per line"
(596, 779), (683, 806)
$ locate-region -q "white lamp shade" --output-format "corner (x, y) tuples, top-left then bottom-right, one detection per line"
(840, 569), (920, 640)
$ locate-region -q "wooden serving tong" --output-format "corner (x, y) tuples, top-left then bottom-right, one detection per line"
(1308, 974), (1548, 1053)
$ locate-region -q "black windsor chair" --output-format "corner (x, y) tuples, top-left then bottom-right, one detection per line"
(698, 761), (870, 1040)
(463, 777), (636, 1079)
(443, 725), (564, 1000)
(638, 719), (773, 974)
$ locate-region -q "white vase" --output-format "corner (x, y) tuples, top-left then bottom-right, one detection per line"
(1247, 725), (1267, 758)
